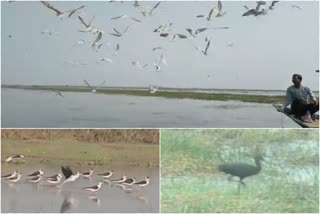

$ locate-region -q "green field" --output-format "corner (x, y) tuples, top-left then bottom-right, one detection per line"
(2, 85), (284, 104)
(2, 139), (159, 167)
(161, 129), (319, 213)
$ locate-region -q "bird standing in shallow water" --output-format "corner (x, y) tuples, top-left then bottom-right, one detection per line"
(218, 154), (264, 185)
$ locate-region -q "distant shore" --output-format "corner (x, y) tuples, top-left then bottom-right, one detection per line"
(2, 85), (288, 104)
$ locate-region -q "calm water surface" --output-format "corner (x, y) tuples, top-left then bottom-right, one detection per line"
(1, 165), (159, 213)
(2, 88), (300, 128)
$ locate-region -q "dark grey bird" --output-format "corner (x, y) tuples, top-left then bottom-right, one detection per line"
(218, 154), (264, 185)
(268, 1), (279, 10)
(316, 70), (319, 73)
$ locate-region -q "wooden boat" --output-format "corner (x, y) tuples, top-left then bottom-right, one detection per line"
(273, 103), (319, 128)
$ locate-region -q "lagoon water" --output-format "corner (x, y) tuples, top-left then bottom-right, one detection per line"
(1, 165), (159, 213)
(1, 88), (300, 128)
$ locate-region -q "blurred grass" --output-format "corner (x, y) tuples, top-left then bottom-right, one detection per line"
(161, 177), (318, 213)
(160, 129), (319, 213)
(1, 139), (159, 166)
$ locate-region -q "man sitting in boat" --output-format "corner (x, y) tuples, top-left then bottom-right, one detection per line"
(282, 74), (319, 123)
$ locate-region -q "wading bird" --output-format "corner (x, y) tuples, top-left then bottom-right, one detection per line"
(218, 154), (264, 185)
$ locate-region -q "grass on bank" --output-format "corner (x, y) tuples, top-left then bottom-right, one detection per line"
(2, 85), (284, 104)
(1, 139), (159, 166)
(161, 177), (318, 213)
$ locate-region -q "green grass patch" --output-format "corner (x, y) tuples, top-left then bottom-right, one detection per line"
(2, 139), (159, 166)
(2, 85), (284, 104)
(161, 129), (319, 212)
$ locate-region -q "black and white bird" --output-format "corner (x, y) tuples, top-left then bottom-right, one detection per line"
(83, 181), (104, 193)
(28, 169), (44, 177)
(81, 169), (94, 178)
(111, 176), (127, 183)
(98, 170), (114, 179)
(46, 174), (63, 184)
(122, 177), (136, 185)
(8, 173), (22, 183)
(5, 154), (24, 163)
(60, 166), (80, 186)
(28, 175), (42, 183)
(134, 176), (150, 187)
(2, 170), (18, 179)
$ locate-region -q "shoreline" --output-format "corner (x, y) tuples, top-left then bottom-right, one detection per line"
(2, 85), (286, 104)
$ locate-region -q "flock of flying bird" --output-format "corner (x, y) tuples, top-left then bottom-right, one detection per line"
(2, 155), (150, 194)
(9, 1), (305, 95)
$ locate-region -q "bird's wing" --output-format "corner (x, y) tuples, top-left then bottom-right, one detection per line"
(130, 17), (142, 23)
(112, 27), (122, 35)
(208, 8), (214, 20)
(78, 15), (89, 28)
(186, 28), (193, 36)
(175, 34), (188, 39)
(204, 41), (211, 54)
(149, 1), (161, 15)
(92, 32), (102, 46)
(217, 0), (222, 11)
(243, 5), (250, 10)
(68, 5), (85, 18)
(109, 33), (122, 37)
(115, 43), (120, 51)
(160, 33), (169, 37)
(242, 9), (256, 16)
(195, 28), (208, 34)
(196, 15), (205, 18)
(61, 166), (73, 179)
(111, 15), (125, 20)
(123, 25), (130, 33)
(40, 1), (63, 16)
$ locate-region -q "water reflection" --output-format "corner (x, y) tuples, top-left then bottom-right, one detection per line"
(2, 88), (300, 128)
(1, 165), (159, 213)
(60, 193), (77, 213)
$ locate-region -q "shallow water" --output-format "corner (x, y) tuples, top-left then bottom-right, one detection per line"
(1, 165), (159, 213)
(1, 88), (300, 128)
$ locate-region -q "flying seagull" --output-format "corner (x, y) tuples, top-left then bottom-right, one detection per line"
(149, 1), (161, 16)
(132, 61), (148, 71)
(91, 32), (102, 47)
(196, 8), (214, 21)
(41, 1), (85, 18)
(215, 0), (227, 17)
(111, 15), (142, 23)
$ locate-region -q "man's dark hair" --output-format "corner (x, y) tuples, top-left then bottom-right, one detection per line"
(292, 74), (302, 81)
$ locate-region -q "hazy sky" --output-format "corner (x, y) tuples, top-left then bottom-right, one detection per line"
(1, 0), (319, 90)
